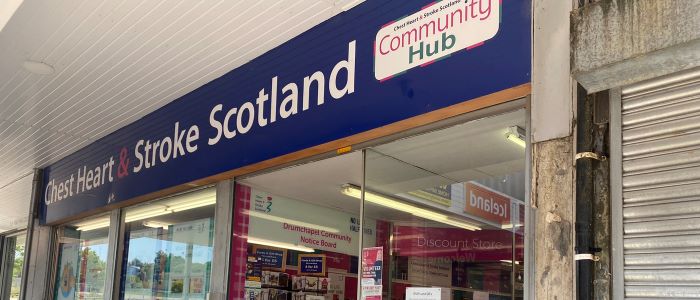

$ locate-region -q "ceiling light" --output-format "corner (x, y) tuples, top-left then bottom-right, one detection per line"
(340, 184), (480, 231)
(22, 60), (54, 75)
(501, 223), (523, 230)
(76, 189), (215, 231)
(143, 221), (171, 229)
(505, 126), (526, 148)
(245, 210), (340, 233)
(76, 220), (110, 232)
(246, 236), (315, 253)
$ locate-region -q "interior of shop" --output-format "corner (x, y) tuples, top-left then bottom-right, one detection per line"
(237, 109), (527, 300)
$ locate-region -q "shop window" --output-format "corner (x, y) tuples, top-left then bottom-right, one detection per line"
(234, 152), (364, 300)
(0, 233), (26, 300)
(54, 214), (112, 300)
(231, 109), (527, 300)
(119, 187), (216, 300)
(361, 110), (526, 300)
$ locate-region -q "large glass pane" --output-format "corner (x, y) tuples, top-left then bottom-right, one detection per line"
(232, 151), (363, 300)
(0, 233), (26, 300)
(360, 110), (526, 300)
(54, 214), (111, 300)
(120, 187), (216, 300)
(9, 234), (25, 300)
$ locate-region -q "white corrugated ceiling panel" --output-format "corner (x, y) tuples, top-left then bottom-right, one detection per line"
(0, 0), (364, 230)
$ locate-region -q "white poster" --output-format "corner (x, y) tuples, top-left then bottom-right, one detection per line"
(473, 291), (489, 300)
(361, 284), (382, 300)
(406, 287), (450, 300)
(247, 188), (375, 255)
(55, 243), (79, 300)
(327, 272), (346, 299)
(407, 257), (452, 287)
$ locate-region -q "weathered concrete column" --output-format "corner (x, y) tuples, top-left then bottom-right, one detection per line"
(532, 137), (575, 299)
(572, 0), (700, 93)
(531, 0), (577, 297)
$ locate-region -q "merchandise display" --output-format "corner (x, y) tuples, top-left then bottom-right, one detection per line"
(245, 246), (333, 300)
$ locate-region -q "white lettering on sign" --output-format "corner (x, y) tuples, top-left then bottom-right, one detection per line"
(374, 0), (500, 80)
(464, 182), (510, 224)
(44, 157), (116, 205)
(208, 41), (356, 146)
(45, 41), (357, 206)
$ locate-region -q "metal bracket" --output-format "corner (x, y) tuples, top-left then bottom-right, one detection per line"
(574, 253), (600, 262)
(575, 152), (606, 162)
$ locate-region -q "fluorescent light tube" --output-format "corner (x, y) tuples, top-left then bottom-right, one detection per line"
(76, 221), (110, 231)
(505, 126), (526, 148)
(143, 221), (171, 229)
(340, 185), (480, 231)
(74, 217), (110, 228)
(125, 208), (171, 222)
(501, 223), (523, 229)
(246, 236), (315, 253)
(168, 198), (215, 212)
(245, 210), (340, 233)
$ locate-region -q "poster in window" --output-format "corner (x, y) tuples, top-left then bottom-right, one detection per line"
(254, 246), (287, 271)
(55, 243), (79, 300)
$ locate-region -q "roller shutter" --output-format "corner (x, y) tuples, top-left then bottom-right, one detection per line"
(619, 67), (700, 299)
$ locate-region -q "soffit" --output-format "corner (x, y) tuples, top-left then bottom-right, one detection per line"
(0, 0), (363, 232)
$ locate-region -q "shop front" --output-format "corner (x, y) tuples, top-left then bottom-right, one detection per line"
(233, 107), (527, 300)
(38, 1), (531, 299)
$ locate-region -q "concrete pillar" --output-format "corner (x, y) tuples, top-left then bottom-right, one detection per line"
(532, 137), (575, 299)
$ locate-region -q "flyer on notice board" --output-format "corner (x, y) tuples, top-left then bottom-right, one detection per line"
(361, 247), (383, 300)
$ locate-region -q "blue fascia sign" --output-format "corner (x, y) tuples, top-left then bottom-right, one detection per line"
(41, 0), (531, 224)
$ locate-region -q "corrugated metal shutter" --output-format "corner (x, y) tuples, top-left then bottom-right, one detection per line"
(620, 68), (700, 299)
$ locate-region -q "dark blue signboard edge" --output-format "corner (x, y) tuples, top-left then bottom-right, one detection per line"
(40, 0), (531, 224)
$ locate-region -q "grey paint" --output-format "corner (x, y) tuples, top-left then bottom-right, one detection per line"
(21, 223), (54, 300)
(524, 98), (535, 300)
(609, 88), (623, 300)
(104, 210), (124, 300)
(531, 0), (574, 142)
(571, 0), (700, 93)
(209, 180), (234, 300)
(617, 68), (700, 298)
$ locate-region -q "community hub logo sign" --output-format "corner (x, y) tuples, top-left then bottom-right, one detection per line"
(374, 0), (500, 81)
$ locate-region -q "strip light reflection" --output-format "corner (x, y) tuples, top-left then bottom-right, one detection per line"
(340, 184), (480, 231)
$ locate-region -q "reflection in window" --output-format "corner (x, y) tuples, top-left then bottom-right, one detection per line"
(54, 215), (111, 300)
(233, 151), (363, 300)
(0, 233), (26, 300)
(361, 110), (526, 300)
(120, 188), (215, 300)
(228, 109), (527, 300)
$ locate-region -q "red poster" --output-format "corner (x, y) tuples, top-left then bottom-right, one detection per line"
(361, 247), (383, 300)
(361, 247), (383, 285)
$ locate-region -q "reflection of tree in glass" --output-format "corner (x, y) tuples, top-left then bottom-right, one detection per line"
(126, 258), (156, 289)
(13, 243), (24, 278)
(11, 243), (24, 298)
(81, 247), (106, 293)
(153, 250), (169, 295)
